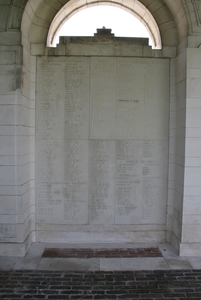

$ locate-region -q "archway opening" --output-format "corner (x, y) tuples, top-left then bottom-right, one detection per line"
(47, 0), (162, 49)
(54, 5), (152, 47)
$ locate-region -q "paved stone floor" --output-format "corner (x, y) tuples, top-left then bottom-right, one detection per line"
(0, 243), (201, 299)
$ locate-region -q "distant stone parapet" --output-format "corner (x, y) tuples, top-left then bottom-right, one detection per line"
(94, 27), (114, 37)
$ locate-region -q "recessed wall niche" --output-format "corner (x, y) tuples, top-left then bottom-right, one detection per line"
(36, 39), (169, 242)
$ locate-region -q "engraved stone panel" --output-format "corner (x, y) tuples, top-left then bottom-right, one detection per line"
(36, 55), (169, 227)
(65, 57), (90, 139)
(117, 58), (144, 140)
(36, 57), (66, 224)
(115, 140), (142, 224)
(89, 140), (115, 224)
(90, 57), (116, 139)
(141, 140), (168, 223)
(64, 139), (88, 224)
(36, 57), (89, 224)
(63, 57), (90, 224)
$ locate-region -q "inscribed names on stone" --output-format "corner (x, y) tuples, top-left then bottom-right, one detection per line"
(36, 56), (169, 226)
(89, 140), (115, 224)
(36, 57), (65, 223)
(116, 58), (144, 140)
(141, 140), (168, 223)
(115, 140), (142, 224)
(90, 57), (116, 139)
(64, 57), (89, 224)
(65, 57), (89, 139)
(64, 139), (88, 224)
(36, 57), (89, 224)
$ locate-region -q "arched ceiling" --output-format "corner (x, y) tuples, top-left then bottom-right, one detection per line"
(6, 0), (201, 48)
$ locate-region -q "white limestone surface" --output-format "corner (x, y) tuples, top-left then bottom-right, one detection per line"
(36, 55), (169, 241)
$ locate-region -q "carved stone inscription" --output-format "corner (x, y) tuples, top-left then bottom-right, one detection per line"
(64, 139), (88, 224)
(117, 59), (144, 140)
(65, 58), (89, 139)
(115, 140), (142, 224)
(89, 140), (115, 224)
(36, 56), (169, 225)
(141, 140), (168, 223)
(64, 57), (89, 224)
(36, 57), (89, 224)
(90, 57), (116, 139)
(36, 57), (66, 223)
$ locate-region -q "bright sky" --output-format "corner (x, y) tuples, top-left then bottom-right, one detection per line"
(55, 5), (151, 45)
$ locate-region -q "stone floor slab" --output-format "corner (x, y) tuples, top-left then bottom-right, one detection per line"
(26, 242), (46, 256)
(13, 255), (42, 270)
(186, 256), (201, 269)
(0, 257), (18, 270)
(38, 257), (100, 271)
(13, 243), (46, 270)
(0, 242), (200, 271)
(158, 243), (179, 257)
(165, 257), (193, 269)
(100, 257), (170, 271)
(46, 242), (157, 249)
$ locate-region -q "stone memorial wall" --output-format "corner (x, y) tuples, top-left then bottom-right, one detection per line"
(36, 56), (169, 227)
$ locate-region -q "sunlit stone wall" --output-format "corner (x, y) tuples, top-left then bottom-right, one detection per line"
(35, 38), (169, 243)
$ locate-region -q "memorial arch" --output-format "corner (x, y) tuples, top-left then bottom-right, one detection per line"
(46, 1), (162, 48)
(1, 0), (201, 257)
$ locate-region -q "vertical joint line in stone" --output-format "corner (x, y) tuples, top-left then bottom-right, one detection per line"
(88, 57), (91, 225)
(114, 57), (117, 225)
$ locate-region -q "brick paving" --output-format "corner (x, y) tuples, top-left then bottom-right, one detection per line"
(42, 247), (162, 258)
(0, 270), (201, 299)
